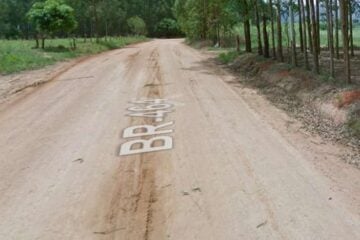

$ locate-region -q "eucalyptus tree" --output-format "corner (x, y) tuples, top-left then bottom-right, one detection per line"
(254, 0), (263, 55)
(306, 0), (313, 53)
(268, 0), (276, 58)
(241, 0), (253, 52)
(334, 0), (340, 58)
(309, 0), (320, 73)
(262, 3), (270, 58)
(299, 0), (309, 69)
(298, 0), (304, 52)
(339, 0), (351, 83)
(276, 0), (284, 61)
(326, 0), (335, 77)
(290, 0), (297, 66)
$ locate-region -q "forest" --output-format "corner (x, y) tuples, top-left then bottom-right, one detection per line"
(0, 0), (180, 39)
(175, 0), (360, 84)
(0, 0), (360, 83)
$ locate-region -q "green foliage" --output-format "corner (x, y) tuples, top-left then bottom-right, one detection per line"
(127, 16), (147, 35)
(218, 51), (239, 64)
(0, 2), (9, 38)
(154, 18), (183, 37)
(27, 0), (77, 36)
(0, 36), (147, 74)
(0, 0), (178, 38)
(348, 117), (360, 138)
(0, 0), (36, 39)
(174, 0), (203, 40)
(319, 22), (327, 31)
(174, 0), (238, 41)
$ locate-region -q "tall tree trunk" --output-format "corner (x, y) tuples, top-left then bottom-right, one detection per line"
(41, 38), (45, 49)
(290, 0), (297, 66)
(83, 23), (87, 42)
(263, 15), (270, 58)
(254, 0), (263, 55)
(276, 0), (284, 61)
(306, 0), (313, 53)
(298, 0), (304, 52)
(244, 20), (252, 52)
(339, 0), (351, 83)
(316, 0), (320, 52)
(269, 0), (276, 58)
(243, 0), (252, 52)
(326, 0), (335, 77)
(300, 0), (309, 69)
(105, 20), (108, 42)
(35, 34), (39, 49)
(201, 0), (208, 39)
(310, 0), (320, 73)
(26, 24), (30, 40)
(72, 37), (77, 50)
(285, 14), (290, 63)
(89, 21), (93, 42)
(349, 0), (354, 56)
(217, 23), (221, 47)
(335, 0), (340, 58)
(236, 35), (241, 52)
(92, 0), (99, 42)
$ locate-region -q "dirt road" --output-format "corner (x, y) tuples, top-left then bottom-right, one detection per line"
(0, 39), (359, 240)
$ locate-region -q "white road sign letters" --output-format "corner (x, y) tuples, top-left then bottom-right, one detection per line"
(119, 99), (175, 156)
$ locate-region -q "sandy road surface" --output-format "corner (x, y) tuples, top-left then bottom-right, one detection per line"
(0, 39), (359, 240)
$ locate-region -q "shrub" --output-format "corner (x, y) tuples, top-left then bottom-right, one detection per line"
(218, 51), (239, 64)
(127, 16), (147, 35)
(154, 18), (183, 38)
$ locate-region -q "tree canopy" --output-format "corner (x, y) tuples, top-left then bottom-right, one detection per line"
(0, 0), (180, 39)
(175, 0), (360, 83)
(127, 16), (147, 35)
(27, 0), (77, 36)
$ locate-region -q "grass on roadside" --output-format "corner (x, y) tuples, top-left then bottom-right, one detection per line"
(218, 51), (240, 64)
(0, 36), (147, 74)
(348, 116), (360, 138)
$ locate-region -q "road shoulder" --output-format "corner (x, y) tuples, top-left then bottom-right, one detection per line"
(198, 48), (360, 216)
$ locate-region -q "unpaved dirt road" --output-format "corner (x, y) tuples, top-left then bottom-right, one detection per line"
(0, 39), (359, 240)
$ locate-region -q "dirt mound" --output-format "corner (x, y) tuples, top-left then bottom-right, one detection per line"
(337, 90), (360, 108)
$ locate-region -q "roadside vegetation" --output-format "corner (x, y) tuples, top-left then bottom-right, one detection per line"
(0, 0), (181, 74)
(0, 37), (146, 74)
(175, 0), (360, 85)
(218, 51), (241, 64)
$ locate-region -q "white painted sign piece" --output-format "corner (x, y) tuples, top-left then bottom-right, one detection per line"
(119, 99), (175, 156)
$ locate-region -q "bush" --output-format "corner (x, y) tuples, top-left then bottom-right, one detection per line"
(154, 18), (183, 38)
(127, 16), (147, 35)
(218, 51), (239, 64)
(319, 22), (327, 31)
